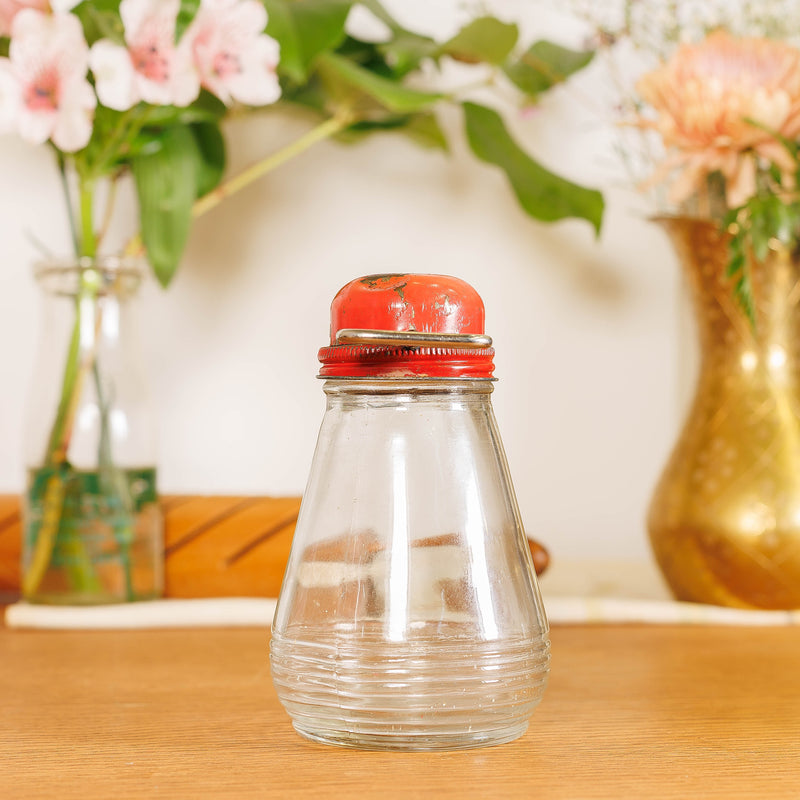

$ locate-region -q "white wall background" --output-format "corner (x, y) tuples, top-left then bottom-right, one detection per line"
(0, 1), (685, 561)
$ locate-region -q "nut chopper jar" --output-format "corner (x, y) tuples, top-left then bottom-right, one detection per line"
(270, 274), (550, 750)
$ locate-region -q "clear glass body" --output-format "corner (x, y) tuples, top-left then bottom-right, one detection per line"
(21, 259), (163, 604)
(271, 378), (550, 750)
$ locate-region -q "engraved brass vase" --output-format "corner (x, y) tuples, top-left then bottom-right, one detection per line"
(648, 217), (800, 609)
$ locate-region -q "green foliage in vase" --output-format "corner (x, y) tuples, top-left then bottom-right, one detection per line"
(263, 0), (605, 256)
(0, 0), (604, 286)
(723, 143), (800, 329)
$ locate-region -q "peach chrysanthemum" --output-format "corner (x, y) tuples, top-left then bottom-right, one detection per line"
(636, 30), (800, 208)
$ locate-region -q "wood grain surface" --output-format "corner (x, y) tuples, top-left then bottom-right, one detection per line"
(0, 495), (549, 598)
(1, 624), (798, 798)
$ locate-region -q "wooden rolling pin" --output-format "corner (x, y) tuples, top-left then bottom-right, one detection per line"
(0, 495), (549, 597)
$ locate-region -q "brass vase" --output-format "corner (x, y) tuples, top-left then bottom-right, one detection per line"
(648, 217), (800, 609)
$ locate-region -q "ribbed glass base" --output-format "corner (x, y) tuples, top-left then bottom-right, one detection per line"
(293, 721), (529, 751)
(271, 624), (550, 752)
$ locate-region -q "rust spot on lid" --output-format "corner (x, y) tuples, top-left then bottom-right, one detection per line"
(359, 274), (408, 289)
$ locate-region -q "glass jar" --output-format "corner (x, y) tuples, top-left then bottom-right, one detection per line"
(270, 274), (550, 750)
(21, 258), (163, 604)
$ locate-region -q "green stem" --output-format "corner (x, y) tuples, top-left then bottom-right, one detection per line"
(79, 178), (96, 258)
(95, 177), (119, 253)
(25, 284), (101, 598)
(192, 112), (355, 218)
(92, 360), (135, 600)
(44, 317), (82, 466)
(44, 243), (101, 465)
(122, 112), (356, 257)
(22, 474), (65, 597)
(90, 106), (141, 176)
(93, 359), (136, 601)
(55, 151), (79, 255)
(24, 176), (103, 598)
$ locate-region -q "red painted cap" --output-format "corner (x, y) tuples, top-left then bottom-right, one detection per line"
(318, 274), (495, 379)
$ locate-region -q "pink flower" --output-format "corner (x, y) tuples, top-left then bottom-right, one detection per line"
(89, 0), (199, 110)
(0, 1), (80, 36)
(183, 0), (280, 106)
(636, 31), (800, 208)
(0, 0), (48, 37)
(0, 9), (95, 151)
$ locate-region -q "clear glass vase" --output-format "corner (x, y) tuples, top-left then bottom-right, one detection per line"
(21, 257), (163, 604)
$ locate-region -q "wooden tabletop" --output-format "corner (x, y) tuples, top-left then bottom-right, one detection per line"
(2, 624), (798, 798)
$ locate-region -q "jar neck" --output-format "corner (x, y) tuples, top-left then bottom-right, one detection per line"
(322, 378), (495, 396)
(35, 257), (144, 300)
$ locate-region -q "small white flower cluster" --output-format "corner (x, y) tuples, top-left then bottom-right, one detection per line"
(565, 0), (800, 57)
(0, 0), (281, 153)
(545, 0), (800, 202)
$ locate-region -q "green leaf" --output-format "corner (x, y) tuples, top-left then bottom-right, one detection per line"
(724, 210), (761, 331)
(770, 198), (796, 245)
(80, 104), (128, 171)
(71, 1), (124, 46)
(463, 101), (603, 233)
(123, 93), (227, 165)
(176, 0), (201, 41)
(342, 112), (448, 151)
(142, 91), (227, 127)
(132, 126), (199, 288)
(440, 16), (518, 65)
(379, 31), (439, 76)
(504, 41), (594, 97)
(264, 0), (352, 83)
(336, 36), (397, 79)
(752, 234), (770, 263)
(263, 0), (302, 80)
(188, 89), (229, 119)
(750, 205), (771, 262)
(337, 115), (409, 144)
(353, 0), (438, 75)
(354, 0), (400, 29)
(190, 122), (226, 198)
(743, 115), (799, 159)
(317, 51), (442, 113)
(402, 113), (449, 151)
(281, 77), (329, 114)
(0, 37), (8, 58)
(464, 103), (603, 234)
(71, 0), (120, 12)
(733, 273), (757, 330)
(725, 251), (745, 278)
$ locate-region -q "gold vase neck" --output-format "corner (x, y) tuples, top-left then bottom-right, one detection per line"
(660, 216), (800, 362)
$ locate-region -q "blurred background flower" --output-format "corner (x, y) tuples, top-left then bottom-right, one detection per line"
(635, 31), (800, 208)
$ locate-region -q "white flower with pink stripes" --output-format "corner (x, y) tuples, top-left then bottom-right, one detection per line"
(0, 9), (95, 151)
(183, 0), (281, 106)
(89, 0), (199, 111)
(0, 0), (80, 36)
(88, 0), (281, 112)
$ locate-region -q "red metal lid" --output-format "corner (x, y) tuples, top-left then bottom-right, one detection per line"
(318, 274), (495, 379)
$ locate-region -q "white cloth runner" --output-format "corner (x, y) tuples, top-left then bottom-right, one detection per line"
(545, 597), (800, 626)
(4, 598), (278, 630)
(5, 595), (800, 629)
